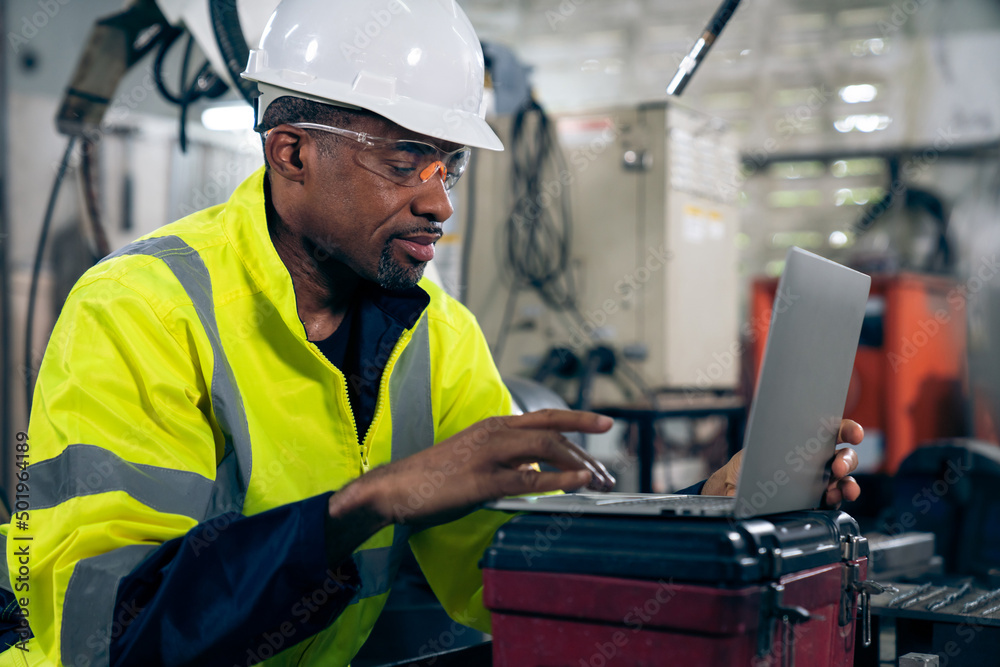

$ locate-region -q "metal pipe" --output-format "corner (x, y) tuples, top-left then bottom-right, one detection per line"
(666, 0), (743, 97)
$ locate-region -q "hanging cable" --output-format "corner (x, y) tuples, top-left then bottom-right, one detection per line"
(209, 0), (259, 106)
(507, 98), (577, 310)
(152, 25), (186, 105)
(78, 139), (111, 259)
(495, 97), (657, 404)
(152, 30), (225, 152)
(495, 97), (578, 360)
(24, 137), (77, 411)
(177, 33), (196, 153)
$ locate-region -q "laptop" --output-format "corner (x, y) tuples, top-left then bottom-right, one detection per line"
(488, 247), (871, 519)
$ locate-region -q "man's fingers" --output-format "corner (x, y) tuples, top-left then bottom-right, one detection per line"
(831, 447), (859, 479)
(496, 467), (592, 496)
(552, 434), (615, 490)
(824, 475), (860, 508)
(501, 409), (615, 434)
(836, 419), (864, 445)
(839, 476), (861, 502)
(488, 431), (615, 491)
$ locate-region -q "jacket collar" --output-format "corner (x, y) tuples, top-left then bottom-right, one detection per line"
(221, 166), (429, 340)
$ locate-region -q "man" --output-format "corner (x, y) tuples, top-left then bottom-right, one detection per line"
(3, 1), (862, 665)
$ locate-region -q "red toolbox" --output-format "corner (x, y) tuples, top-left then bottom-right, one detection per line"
(482, 510), (871, 667)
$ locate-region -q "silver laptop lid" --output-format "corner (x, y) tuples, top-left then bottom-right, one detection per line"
(734, 247), (870, 518)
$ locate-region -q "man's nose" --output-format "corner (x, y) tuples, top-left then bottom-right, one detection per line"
(411, 174), (454, 222)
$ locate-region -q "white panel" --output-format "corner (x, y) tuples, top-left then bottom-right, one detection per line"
(461, 103), (741, 398)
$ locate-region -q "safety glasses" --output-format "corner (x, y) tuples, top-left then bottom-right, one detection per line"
(275, 122), (471, 190)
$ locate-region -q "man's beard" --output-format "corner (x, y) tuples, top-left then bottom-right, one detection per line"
(376, 241), (426, 290)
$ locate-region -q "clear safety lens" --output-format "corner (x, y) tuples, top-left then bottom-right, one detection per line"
(356, 140), (470, 190)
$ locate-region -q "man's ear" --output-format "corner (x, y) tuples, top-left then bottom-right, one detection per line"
(265, 125), (311, 183)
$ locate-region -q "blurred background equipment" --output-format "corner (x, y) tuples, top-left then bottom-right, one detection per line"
(750, 272), (968, 474)
(666, 0), (743, 96)
(855, 439), (1000, 666)
(23, 0), (279, 413)
(459, 102), (742, 403)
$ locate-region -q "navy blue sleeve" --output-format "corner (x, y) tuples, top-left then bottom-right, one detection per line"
(674, 480), (707, 495)
(110, 492), (360, 666)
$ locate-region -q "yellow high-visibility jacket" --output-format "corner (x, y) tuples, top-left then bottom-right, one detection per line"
(3, 166), (514, 666)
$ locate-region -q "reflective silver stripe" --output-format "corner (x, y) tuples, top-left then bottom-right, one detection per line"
(26, 444), (213, 520)
(351, 546), (392, 602)
(49, 236), (254, 664)
(347, 316), (433, 603)
(388, 316), (434, 462)
(61, 545), (157, 666)
(350, 524), (412, 604)
(207, 451), (244, 519)
(103, 236), (252, 517)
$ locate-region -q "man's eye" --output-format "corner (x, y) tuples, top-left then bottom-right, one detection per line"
(385, 162), (417, 175)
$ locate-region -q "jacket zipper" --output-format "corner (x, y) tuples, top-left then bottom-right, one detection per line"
(361, 327), (413, 469)
(333, 368), (363, 469)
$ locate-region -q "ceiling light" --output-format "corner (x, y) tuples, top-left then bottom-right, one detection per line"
(201, 105), (256, 132)
(839, 84), (878, 104)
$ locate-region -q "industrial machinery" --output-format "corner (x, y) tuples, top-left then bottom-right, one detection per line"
(852, 441), (1000, 667)
(56, 0), (276, 138)
(24, 0), (281, 413)
(750, 273), (968, 474)
(457, 102), (743, 405)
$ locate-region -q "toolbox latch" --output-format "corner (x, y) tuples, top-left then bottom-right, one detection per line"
(840, 561), (897, 647)
(757, 583), (816, 667)
(840, 534), (868, 561)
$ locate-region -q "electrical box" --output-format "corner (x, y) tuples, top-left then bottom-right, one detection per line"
(457, 102), (741, 397)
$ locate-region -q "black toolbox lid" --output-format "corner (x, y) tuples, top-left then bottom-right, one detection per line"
(482, 510), (863, 585)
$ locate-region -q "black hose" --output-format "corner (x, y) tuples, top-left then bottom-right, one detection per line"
(152, 26), (186, 105)
(209, 0), (258, 106)
(79, 140), (111, 258)
(24, 137), (77, 411)
(177, 33), (195, 153)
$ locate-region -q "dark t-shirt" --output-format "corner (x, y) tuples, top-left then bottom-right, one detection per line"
(311, 280), (426, 445)
(313, 300), (371, 441)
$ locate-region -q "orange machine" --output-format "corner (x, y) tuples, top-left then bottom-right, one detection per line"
(749, 273), (967, 473)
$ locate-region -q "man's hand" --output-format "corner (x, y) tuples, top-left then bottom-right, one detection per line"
(701, 419), (864, 507)
(326, 410), (615, 552)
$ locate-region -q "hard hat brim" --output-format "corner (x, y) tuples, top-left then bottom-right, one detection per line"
(248, 79), (504, 152)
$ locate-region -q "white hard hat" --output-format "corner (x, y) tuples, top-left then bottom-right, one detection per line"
(241, 0), (504, 151)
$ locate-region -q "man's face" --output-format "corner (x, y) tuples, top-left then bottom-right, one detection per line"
(279, 114), (459, 290)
